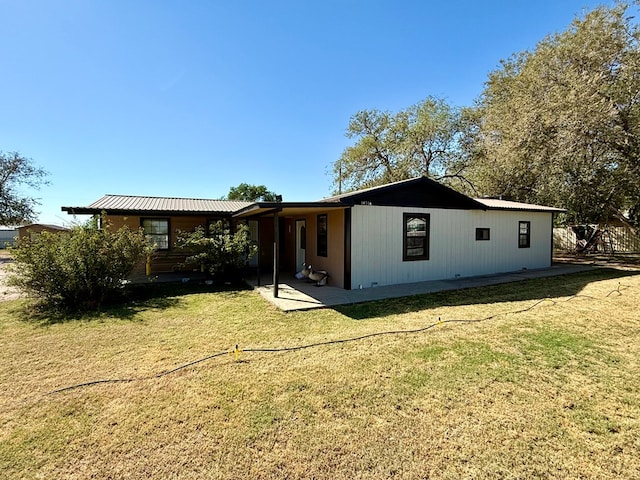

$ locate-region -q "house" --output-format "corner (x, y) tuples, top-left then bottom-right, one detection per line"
(17, 223), (69, 240)
(61, 195), (253, 274)
(0, 227), (19, 248)
(62, 177), (564, 288)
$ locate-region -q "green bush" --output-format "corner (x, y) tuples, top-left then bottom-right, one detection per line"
(176, 221), (257, 281)
(8, 217), (153, 311)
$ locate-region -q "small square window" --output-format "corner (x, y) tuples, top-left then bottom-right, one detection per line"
(476, 228), (490, 241)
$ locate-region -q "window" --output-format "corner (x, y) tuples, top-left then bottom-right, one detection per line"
(519, 221), (531, 248)
(476, 228), (490, 241)
(300, 225), (306, 250)
(403, 213), (430, 261)
(317, 214), (328, 257)
(142, 218), (169, 250)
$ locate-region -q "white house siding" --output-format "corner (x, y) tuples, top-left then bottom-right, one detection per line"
(350, 205), (553, 288)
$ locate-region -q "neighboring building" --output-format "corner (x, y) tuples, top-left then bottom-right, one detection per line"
(17, 224), (69, 240)
(62, 177), (564, 288)
(0, 227), (19, 248)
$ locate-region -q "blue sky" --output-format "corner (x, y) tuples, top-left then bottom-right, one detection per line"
(1, 0), (612, 225)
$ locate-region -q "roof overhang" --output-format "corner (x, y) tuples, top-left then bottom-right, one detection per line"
(61, 195), (251, 217)
(61, 207), (239, 216)
(233, 202), (346, 218)
(473, 198), (566, 213)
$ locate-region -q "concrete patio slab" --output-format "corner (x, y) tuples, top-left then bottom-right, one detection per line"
(251, 263), (595, 312)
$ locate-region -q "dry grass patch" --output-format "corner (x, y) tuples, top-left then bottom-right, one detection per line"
(1, 269), (639, 479)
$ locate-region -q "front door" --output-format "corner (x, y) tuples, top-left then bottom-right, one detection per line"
(295, 219), (306, 273)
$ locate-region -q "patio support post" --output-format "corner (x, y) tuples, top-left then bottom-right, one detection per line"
(273, 211), (280, 298)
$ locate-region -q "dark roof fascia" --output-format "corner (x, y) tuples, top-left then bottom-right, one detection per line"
(234, 206), (281, 220)
(320, 177), (421, 202)
(61, 207), (237, 217)
(324, 177), (487, 210)
(232, 201), (344, 217)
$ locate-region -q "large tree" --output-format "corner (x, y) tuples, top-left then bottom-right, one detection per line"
(0, 152), (48, 225)
(468, 2), (640, 225)
(332, 96), (469, 193)
(226, 183), (278, 202)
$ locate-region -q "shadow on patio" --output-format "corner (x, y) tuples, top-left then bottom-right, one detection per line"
(246, 263), (614, 312)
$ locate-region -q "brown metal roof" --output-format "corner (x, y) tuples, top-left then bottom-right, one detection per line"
(63, 195), (252, 215)
(62, 187), (565, 217)
(321, 178), (564, 213)
(474, 198), (565, 213)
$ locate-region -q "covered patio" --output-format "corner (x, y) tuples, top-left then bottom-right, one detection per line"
(248, 263), (593, 311)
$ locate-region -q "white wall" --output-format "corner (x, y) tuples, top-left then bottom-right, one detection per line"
(350, 206), (553, 288)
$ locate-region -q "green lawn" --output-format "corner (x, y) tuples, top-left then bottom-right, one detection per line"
(1, 268), (639, 479)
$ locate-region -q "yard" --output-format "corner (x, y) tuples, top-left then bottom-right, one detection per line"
(1, 266), (639, 479)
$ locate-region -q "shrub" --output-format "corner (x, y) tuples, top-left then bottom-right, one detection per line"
(8, 217), (153, 311)
(176, 221), (257, 281)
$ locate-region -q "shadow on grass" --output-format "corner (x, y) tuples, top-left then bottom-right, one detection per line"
(334, 268), (638, 321)
(18, 281), (253, 326)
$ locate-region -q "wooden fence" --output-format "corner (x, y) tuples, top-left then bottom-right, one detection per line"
(553, 226), (640, 253)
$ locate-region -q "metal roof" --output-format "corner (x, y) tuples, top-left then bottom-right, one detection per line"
(18, 223), (69, 231)
(321, 178), (564, 212)
(319, 177), (487, 210)
(63, 195), (252, 215)
(61, 187), (565, 217)
(474, 198), (565, 213)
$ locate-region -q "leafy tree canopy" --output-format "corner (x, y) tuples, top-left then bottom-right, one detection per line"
(227, 183), (278, 202)
(331, 96), (471, 193)
(0, 151), (49, 225)
(467, 2), (640, 225)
